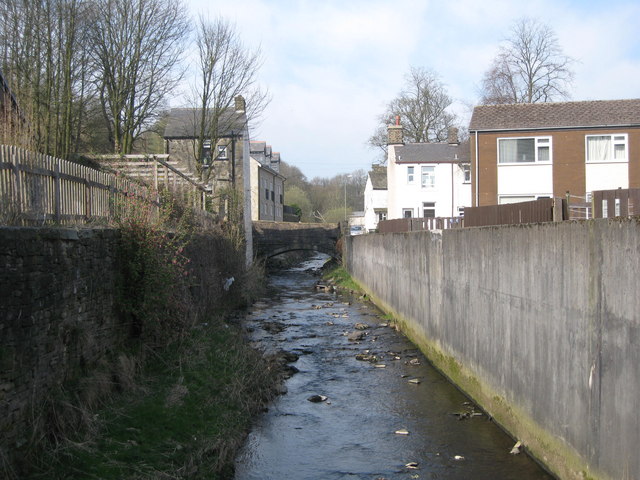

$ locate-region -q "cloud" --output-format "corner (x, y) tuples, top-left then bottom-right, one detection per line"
(183, 0), (640, 179)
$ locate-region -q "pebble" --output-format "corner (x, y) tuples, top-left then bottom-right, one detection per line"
(307, 395), (328, 403)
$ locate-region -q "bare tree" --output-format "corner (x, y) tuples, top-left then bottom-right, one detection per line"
(89, 0), (189, 154)
(368, 67), (458, 162)
(0, 0), (92, 156)
(480, 17), (574, 104)
(189, 16), (270, 168)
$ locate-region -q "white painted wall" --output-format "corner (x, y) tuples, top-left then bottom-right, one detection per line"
(586, 162), (628, 193)
(249, 157), (260, 221)
(387, 154), (471, 219)
(363, 175), (387, 231)
(497, 164), (553, 200)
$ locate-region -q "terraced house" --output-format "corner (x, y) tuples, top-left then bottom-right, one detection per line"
(469, 99), (640, 206)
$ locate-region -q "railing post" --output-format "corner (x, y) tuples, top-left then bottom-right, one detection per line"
(54, 163), (61, 222)
(84, 178), (92, 220)
(153, 157), (158, 190)
(10, 148), (22, 218)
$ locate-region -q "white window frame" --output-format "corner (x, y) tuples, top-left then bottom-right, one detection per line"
(497, 136), (552, 164)
(421, 165), (435, 189)
(422, 201), (436, 218)
(585, 134), (628, 163)
(407, 166), (415, 184)
(498, 195), (537, 205)
(218, 145), (228, 159)
(462, 164), (471, 183)
(375, 209), (387, 222)
(402, 208), (413, 218)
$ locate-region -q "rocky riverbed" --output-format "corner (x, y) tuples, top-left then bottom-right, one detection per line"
(234, 255), (553, 480)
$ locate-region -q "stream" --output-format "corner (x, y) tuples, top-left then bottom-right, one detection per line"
(234, 255), (553, 480)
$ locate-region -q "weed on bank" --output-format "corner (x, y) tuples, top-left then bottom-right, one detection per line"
(31, 317), (280, 479)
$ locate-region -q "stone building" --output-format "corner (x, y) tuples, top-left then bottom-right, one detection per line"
(163, 96), (250, 216)
(250, 141), (285, 221)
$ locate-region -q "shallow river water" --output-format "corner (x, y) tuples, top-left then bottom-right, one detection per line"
(234, 256), (554, 480)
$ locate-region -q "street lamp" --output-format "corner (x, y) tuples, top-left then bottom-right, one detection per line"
(344, 174), (352, 223)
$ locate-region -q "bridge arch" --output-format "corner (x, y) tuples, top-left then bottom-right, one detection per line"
(252, 221), (341, 260)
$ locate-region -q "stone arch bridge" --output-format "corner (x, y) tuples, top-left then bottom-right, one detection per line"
(252, 221), (342, 259)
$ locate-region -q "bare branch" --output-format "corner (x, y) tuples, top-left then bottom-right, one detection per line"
(369, 67), (459, 159)
(89, 0), (190, 154)
(480, 17), (574, 104)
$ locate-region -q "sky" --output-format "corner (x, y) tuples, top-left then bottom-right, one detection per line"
(182, 0), (640, 180)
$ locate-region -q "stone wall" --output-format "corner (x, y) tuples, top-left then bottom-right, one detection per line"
(345, 218), (640, 480)
(0, 227), (123, 455)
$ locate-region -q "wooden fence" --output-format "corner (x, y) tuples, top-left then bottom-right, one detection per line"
(97, 154), (212, 211)
(464, 198), (562, 227)
(0, 145), (217, 227)
(592, 188), (640, 218)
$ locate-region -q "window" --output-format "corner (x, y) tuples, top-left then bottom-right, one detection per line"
(423, 202), (436, 218)
(218, 145), (228, 159)
(462, 164), (471, 183)
(586, 134), (628, 162)
(403, 208), (413, 218)
(407, 166), (415, 184)
(271, 190), (275, 201)
(375, 209), (387, 222)
(498, 195), (536, 205)
(498, 137), (551, 164)
(201, 140), (212, 162)
(279, 194), (283, 204)
(457, 206), (465, 217)
(421, 166), (435, 188)
(265, 188), (269, 200)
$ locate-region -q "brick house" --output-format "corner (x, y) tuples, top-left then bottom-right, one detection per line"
(469, 99), (640, 206)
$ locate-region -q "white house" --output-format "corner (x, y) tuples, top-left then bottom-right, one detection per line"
(363, 164), (388, 231)
(386, 121), (471, 219)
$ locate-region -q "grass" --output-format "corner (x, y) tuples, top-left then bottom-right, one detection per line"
(27, 317), (281, 480)
(322, 264), (361, 291)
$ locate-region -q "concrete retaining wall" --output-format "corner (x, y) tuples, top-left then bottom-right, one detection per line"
(345, 218), (640, 480)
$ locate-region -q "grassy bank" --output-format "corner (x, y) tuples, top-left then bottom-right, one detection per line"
(27, 313), (281, 480)
(321, 263), (361, 291)
(13, 196), (283, 479)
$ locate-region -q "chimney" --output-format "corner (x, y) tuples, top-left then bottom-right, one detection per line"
(234, 95), (246, 112)
(447, 127), (459, 145)
(387, 115), (404, 145)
